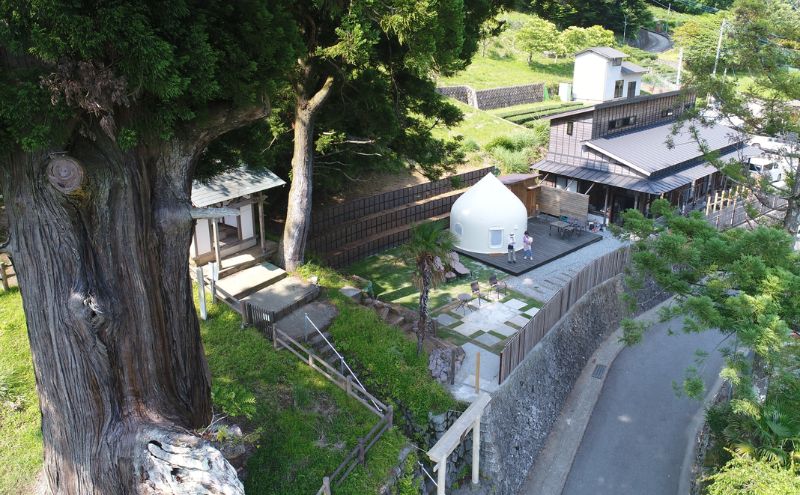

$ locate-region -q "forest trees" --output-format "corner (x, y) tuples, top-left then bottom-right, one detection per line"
(280, 0), (503, 271)
(674, 0), (800, 244)
(528, 0), (652, 35)
(620, 200), (800, 493)
(0, 1), (298, 493)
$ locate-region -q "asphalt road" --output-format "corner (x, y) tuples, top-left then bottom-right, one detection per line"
(638, 29), (672, 53)
(561, 318), (725, 495)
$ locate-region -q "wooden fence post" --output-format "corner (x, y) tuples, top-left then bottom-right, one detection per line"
(387, 405), (394, 428)
(322, 477), (331, 495)
(346, 375), (352, 397)
(358, 438), (366, 466)
(0, 262), (8, 292)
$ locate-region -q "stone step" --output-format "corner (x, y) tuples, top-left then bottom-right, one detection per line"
(217, 244), (277, 279)
(215, 262), (286, 299)
(243, 276), (320, 321)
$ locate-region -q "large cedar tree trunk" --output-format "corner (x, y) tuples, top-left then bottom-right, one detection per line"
(1, 117), (258, 493)
(282, 72), (334, 271)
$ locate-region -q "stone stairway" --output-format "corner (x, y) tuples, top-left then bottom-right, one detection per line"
(215, 262), (287, 299)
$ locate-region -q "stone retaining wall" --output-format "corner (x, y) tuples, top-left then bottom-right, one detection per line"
(436, 83), (545, 110)
(478, 275), (668, 494)
(474, 83), (544, 110)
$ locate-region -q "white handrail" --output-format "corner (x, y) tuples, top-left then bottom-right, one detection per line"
(305, 313), (382, 413)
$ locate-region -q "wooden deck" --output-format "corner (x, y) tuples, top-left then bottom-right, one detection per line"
(454, 217), (602, 275)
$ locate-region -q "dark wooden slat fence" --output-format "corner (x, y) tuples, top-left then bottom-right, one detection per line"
(498, 246), (631, 384)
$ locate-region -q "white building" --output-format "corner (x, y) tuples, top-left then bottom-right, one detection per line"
(450, 173), (528, 254)
(572, 47), (647, 103)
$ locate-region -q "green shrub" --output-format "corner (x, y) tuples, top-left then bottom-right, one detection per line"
(211, 381), (257, 420)
(295, 264), (460, 427)
(491, 147), (531, 174)
(459, 139), (480, 153)
(485, 135), (517, 151)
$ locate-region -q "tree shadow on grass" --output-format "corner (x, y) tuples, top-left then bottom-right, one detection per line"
(528, 59), (574, 78)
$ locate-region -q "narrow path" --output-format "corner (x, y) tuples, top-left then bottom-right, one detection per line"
(560, 318), (724, 495)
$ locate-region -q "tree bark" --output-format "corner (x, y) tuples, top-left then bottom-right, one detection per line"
(417, 262), (432, 355)
(1, 108), (264, 493)
(282, 71), (334, 272)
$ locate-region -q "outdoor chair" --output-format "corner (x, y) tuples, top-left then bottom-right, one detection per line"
(447, 252), (471, 278)
(489, 274), (507, 299)
(470, 281), (482, 307)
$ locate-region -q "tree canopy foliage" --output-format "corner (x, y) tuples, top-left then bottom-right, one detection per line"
(528, 0), (652, 36)
(0, 0), (299, 151)
(674, 0), (800, 239)
(620, 199), (800, 494)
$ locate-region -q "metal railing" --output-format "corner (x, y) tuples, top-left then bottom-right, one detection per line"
(304, 313), (381, 412)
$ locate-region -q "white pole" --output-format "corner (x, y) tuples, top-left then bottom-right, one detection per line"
(676, 47), (684, 86)
(712, 20), (727, 77)
(196, 266), (207, 320)
(472, 417), (481, 485)
(437, 461), (446, 495)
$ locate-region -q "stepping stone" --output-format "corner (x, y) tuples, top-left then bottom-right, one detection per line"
(527, 307), (540, 316)
(435, 313), (459, 327)
(339, 286), (362, 303)
(508, 315), (530, 327)
(474, 332), (501, 347)
(503, 298), (527, 311)
(493, 323), (518, 337)
(453, 322), (481, 337)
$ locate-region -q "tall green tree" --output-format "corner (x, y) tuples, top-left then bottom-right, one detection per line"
(515, 15), (559, 62)
(0, 1), (298, 492)
(619, 200), (800, 491)
(404, 222), (456, 354)
(280, 0), (504, 271)
(675, 0), (800, 243)
(556, 25), (615, 59)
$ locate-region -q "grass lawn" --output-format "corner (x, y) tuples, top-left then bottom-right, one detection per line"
(648, 5), (708, 29)
(0, 287), (413, 495)
(295, 264), (460, 428)
(347, 246), (508, 311)
(201, 299), (410, 495)
(0, 289), (42, 494)
(439, 54), (572, 90)
(432, 99), (532, 148)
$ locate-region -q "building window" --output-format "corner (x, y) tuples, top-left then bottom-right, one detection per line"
(489, 228), (503, 248)
(608, 116), (636, 130)
(566, 121), (574, 135)
(614, 80), (624, 98)
(612, 58), (622, 66)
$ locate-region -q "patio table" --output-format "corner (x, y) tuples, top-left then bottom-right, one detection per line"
(548, 220), (570, 237)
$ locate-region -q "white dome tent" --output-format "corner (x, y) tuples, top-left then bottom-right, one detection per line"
(450, 173), (528, 254)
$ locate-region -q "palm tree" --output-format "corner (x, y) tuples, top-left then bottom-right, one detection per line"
(404, 222), (457, 355)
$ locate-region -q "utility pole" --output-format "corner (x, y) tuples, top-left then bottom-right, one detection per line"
(712, 19), (728, 76)
(676, 47), (684, 86)
(623, 12), (628, 45)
